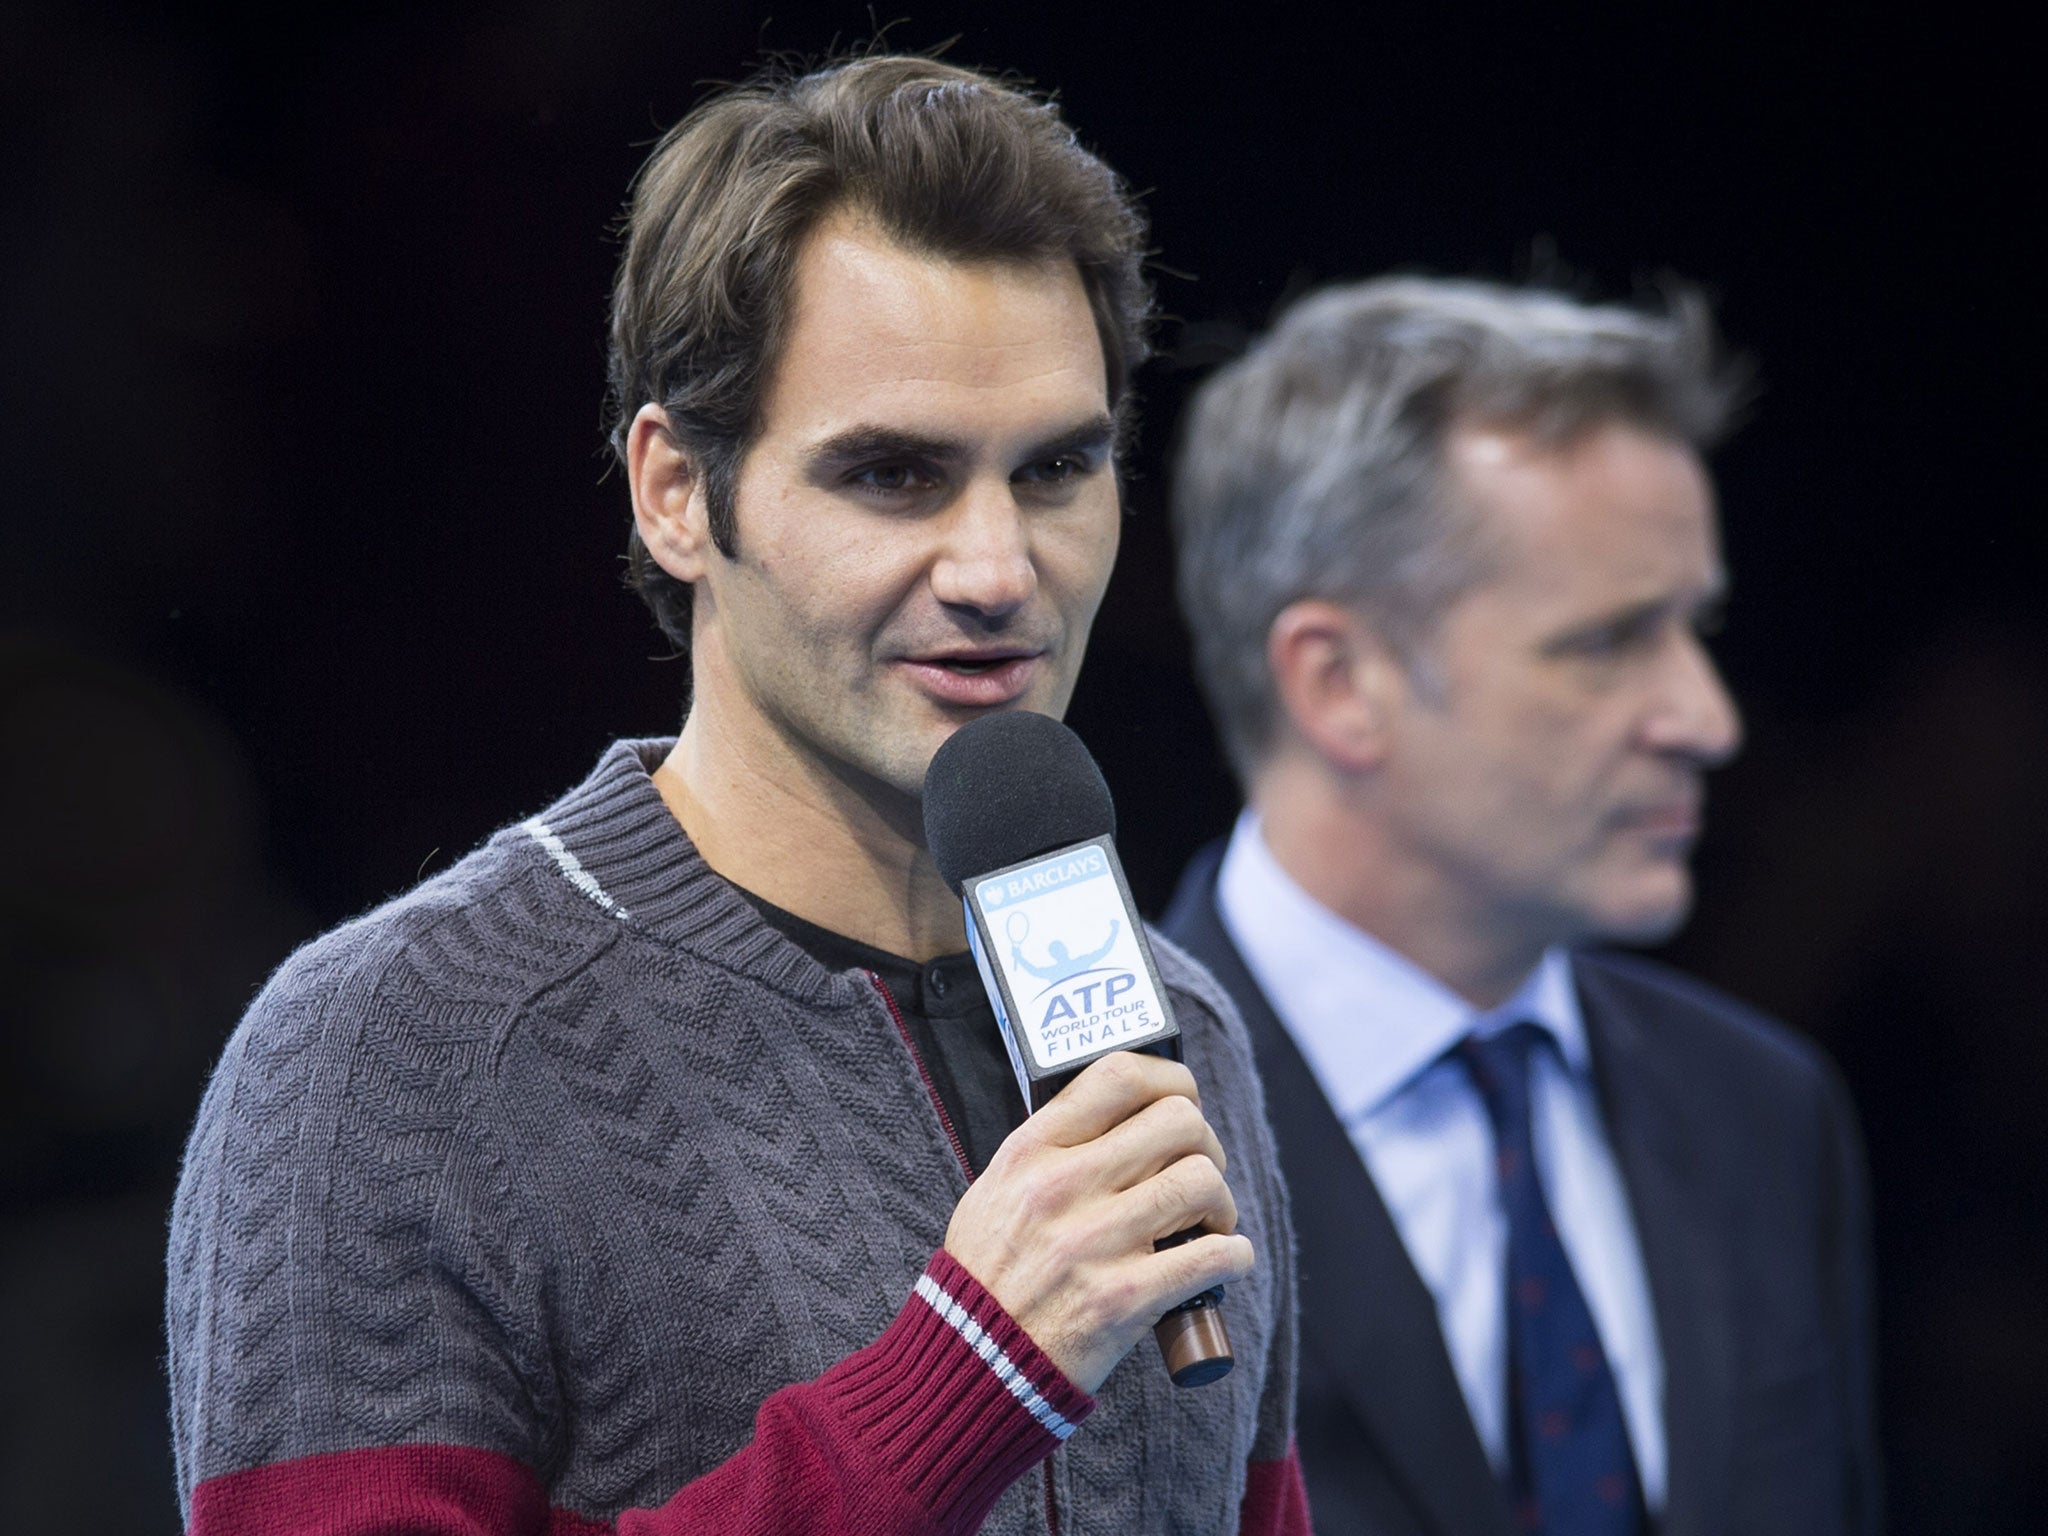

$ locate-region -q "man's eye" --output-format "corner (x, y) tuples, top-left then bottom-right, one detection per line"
(1570, 617), (1658, 657)
(853, 463), (932, 494)
(1017, 453), (1097, 485)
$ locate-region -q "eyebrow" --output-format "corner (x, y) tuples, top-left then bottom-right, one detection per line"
(804, 413), (1120, 480)
(1540, 581), (1730, 653)
(806, 426), (962, 476)
(1026, 414), (1120, 466)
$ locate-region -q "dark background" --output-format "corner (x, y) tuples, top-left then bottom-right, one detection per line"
(3, 3), (2040, 1529)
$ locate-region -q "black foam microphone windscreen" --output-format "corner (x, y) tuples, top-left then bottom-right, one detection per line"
(924, 710), (1115, 893)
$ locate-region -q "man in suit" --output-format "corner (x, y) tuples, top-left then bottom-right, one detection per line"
(1160, 277), (1879, 1535)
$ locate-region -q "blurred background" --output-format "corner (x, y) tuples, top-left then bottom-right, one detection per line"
(2, 3), (2039, 1529)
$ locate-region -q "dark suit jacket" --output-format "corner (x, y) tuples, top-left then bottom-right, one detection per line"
(1162, 842), (1880, 1536)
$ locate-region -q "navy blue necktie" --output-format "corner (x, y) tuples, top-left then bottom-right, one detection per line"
(1460, 1023), (1643, 1536)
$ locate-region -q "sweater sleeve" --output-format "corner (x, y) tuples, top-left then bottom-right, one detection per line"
(617, 1251), (1090, 1534)
(169, 938), (1090, 1536)
(181, 1250), (1090, 1536)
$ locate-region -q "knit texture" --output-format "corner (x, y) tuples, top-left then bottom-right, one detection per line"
(167, 740), (1298, 1533)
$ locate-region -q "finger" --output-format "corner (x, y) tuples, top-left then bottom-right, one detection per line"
(1076, 1088), (1229, 1195)
(1136, 1230), (1256, 1318)
(1030, 1050), (1202, 1148)
(1124, 1149), (1239, 1245)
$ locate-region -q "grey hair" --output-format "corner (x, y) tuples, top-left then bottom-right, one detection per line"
(1171, 275), (1744, 782)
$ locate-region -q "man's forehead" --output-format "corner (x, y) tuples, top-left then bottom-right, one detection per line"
(1442, 418), (1723, 609)
(789, 211), (1095, 357)
(1449, 420), (1714, 536)
(753, 209), (1108, 445)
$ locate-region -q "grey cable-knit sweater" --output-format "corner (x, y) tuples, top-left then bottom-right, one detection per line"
(166, 740), (1301, 1534)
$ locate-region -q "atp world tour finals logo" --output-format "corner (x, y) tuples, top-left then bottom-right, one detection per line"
(972, 841), (1171, 1075)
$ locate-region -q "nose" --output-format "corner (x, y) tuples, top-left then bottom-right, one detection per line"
(1643, 631), (1743, 767)
(929, 480), (1037, 619)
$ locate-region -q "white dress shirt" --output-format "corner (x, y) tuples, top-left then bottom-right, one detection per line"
(1216, 812), (1668, 1509)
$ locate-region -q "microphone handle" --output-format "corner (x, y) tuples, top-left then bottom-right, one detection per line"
(987, 919), (1236, 1387)
(1153, 1228), (1235, 1387)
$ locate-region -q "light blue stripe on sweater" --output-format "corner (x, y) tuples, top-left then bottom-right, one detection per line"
(914, 1272), (1076, 1440)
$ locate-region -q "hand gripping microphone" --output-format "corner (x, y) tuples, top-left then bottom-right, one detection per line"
(923, 710), (1234, 1388)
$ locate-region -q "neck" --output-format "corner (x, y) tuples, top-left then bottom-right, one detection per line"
(653, 700), (965, 965)
(1252, 756), (1545, 1010)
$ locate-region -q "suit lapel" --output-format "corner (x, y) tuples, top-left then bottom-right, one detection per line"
(1170, 857), (1511, 1536)
(1576, 958), (1736, 1536)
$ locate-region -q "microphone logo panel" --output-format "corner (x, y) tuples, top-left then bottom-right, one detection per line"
(970, 840), (1172, 1076)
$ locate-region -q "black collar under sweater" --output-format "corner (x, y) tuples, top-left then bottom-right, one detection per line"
(733, 887), (1026, 1175)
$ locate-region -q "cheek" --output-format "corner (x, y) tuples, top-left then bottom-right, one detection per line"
(1482, 681), (1631, 784)
(1447, 689), (1570, 787)
(1430, 701), (1608, 847)
(762, 538), (924, 646)
(1044, 496), (1121, 611)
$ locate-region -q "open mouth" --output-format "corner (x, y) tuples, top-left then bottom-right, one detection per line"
(902, 651), (1042, 707)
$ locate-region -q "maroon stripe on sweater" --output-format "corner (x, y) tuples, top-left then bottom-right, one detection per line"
(920, 1249), (1087, 1432)
(1237, 1443), (1313, 1536)
(188, 1442), (586, 1534)
(187, 1254), (1086, 1536)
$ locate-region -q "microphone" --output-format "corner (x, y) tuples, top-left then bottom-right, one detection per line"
(923, 710), (1234, 1388)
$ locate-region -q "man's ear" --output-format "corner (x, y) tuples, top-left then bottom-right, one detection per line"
(1266, 598), (1403, 774)
(626, 404), (712, 583)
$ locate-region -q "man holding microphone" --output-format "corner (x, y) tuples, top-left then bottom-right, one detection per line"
(167, 54), (1305, 1536)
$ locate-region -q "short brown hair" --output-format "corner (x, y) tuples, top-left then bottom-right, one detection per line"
(607, 54), (1155, 650)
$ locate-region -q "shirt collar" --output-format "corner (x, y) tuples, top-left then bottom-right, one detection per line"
(1214, 811), (1590, 1125)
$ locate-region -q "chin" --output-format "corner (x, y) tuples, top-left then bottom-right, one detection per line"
(1579, 861), (1697, 946)
(1592, 890), (1693, 946)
